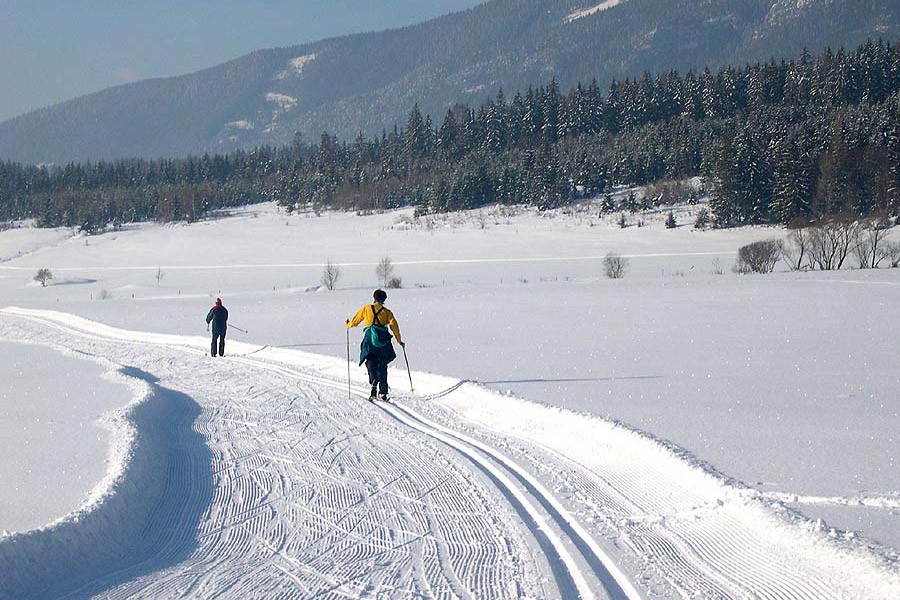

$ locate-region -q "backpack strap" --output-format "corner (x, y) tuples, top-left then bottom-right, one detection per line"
(371, 305), (386, 326)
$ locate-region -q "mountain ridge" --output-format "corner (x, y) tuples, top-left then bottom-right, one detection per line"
(1, 0), (898, 164)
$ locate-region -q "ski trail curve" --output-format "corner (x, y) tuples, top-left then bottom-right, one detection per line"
(1, 308), (898, 600)
(0, 309), (589, 598)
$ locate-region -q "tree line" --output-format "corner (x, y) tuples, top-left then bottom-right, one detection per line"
(1, 39), (899, 232)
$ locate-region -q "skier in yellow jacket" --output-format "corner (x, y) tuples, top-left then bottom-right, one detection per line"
(346, 289), (404, 401)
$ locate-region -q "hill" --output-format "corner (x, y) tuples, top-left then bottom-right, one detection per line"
(0, 0), (898, 164)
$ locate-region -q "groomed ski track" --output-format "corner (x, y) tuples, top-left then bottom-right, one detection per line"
(0, 308), (897, 600)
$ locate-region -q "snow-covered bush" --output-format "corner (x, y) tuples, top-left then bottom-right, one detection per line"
(693, 208), (711, 230)
(665, 212), (677, 229)
(321, 260), (342, 291)
(376, 256), (395, 288)
(603, 252), (628, 279)
(736, 239), (783, 274)
(33, 268), (53, 287)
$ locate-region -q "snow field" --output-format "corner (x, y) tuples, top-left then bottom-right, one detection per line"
(1, 202), (899, 597)
(1, 308), (898, 599)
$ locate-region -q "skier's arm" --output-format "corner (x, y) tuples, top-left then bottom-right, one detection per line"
(223, 308), (229, 322)
(346, 306), (366, 328)
(206, 309), (214, 324)
(387, 313), (403, 345)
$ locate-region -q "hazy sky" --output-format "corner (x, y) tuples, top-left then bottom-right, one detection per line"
(0, 0), (485, 122)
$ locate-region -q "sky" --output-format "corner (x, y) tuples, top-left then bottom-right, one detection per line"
(0, 0), (485, 123)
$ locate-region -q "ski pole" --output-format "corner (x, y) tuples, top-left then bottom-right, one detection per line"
(229, 324), (248, 334)
(402, 344), (414, 394)
(346, 326), (352, 400)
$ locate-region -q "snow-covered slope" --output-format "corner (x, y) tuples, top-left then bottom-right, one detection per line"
(1, 201), (899, 597)
(0, 309), (897, 599)
(564, 0), (629, 23)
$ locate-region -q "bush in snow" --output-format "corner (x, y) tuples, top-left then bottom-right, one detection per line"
(665, 211), (677, 229)
(603, 252), (628, 279)
(320, 259), (342, 291)
(34, 268), (53, 287)
(736, 239), (783, 274)
(782, 220), (811, 271)
(880, 241), (900, 268)
(853, 216), (893, 269)
(807, 217), (859, 271)
(386, 276), (403, 289)
(693, 208), (711, 230)
(618, 213), (628, 228)
(376, 256), (395, 288)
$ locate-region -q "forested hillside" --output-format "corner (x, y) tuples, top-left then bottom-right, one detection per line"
(0, 0), (898, 164)
(1, 40), (898, 231)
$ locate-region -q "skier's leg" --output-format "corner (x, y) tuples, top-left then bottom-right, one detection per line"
(365, 359), (378, 398)
(211, 333), (217, 357)
(219, 332), (226, 357)
(377, 359), (389, 396)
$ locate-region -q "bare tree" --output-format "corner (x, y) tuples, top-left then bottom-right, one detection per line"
(320, 259), (342, 291)
(34, 268), (53, 287)
(879, 241), (900, 268)
(155, 267), (166, 287)
(736, 239), (783, 274)
(853, 216), (892, 269)
(603, 252), (629, 279)
(808, 217), (859, 271)
(782, 220), (810, 271)
(375, 256), (395, 288)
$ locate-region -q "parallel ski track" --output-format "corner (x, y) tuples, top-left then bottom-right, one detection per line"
(29, 311), (639, 600)
(1, 311), (614, 599)
(4, 309), (897, 600)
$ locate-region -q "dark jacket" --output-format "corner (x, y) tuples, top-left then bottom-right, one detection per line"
(206, 304), (228, 334)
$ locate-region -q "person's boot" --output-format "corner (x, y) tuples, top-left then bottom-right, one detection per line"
(369, 383), (378, 401)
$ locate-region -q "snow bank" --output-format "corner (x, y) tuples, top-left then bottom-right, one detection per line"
(564, 0), (627, 23)
(0, 363), (190, 599)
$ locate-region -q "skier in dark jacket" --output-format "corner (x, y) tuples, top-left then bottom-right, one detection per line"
(346, 289), (404, 401)
(206, 298), (229, 357)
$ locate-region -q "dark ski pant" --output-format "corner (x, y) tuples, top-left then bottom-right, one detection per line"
(211, 330), (226, 357)
(365, 356), (389, 395)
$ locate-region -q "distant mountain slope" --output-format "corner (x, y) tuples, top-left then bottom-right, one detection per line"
(1, 0), (898, 164)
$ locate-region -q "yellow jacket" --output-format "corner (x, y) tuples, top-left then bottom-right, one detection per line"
(346, 302), (403, 344)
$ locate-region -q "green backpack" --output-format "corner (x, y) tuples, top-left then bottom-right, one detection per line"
(366, 306), (392, 348)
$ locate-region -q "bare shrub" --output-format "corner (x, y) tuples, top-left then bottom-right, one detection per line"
(155, 267), (166, 287)
(98, 288), (112, 300)
(375, 256), (395, 287)
(644, 180), (694, 206)
(808, 217), (860, 271)
(782, 220), (810, 271)
(879, 241), (900, 268)
(33, 268), (53, 287)
(386, 276), (402, 289)
(711, 258), (724, 275)
(604, 252), (629, 279)
(853, 217), (892, 269)
(320, 259), (342, 291)
(736, 239), (783, 274)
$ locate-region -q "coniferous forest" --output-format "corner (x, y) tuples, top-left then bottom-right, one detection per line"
(1, 40), (899, 232)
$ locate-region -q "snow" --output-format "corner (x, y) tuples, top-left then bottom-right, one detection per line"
(225, 120), (254, 130)
(564, 0), (627, 23)
(289, 53), (316, 74)
(265, 92), (297, 110)
(0, 342), (131, 532)
(0, 200), (899, 597)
